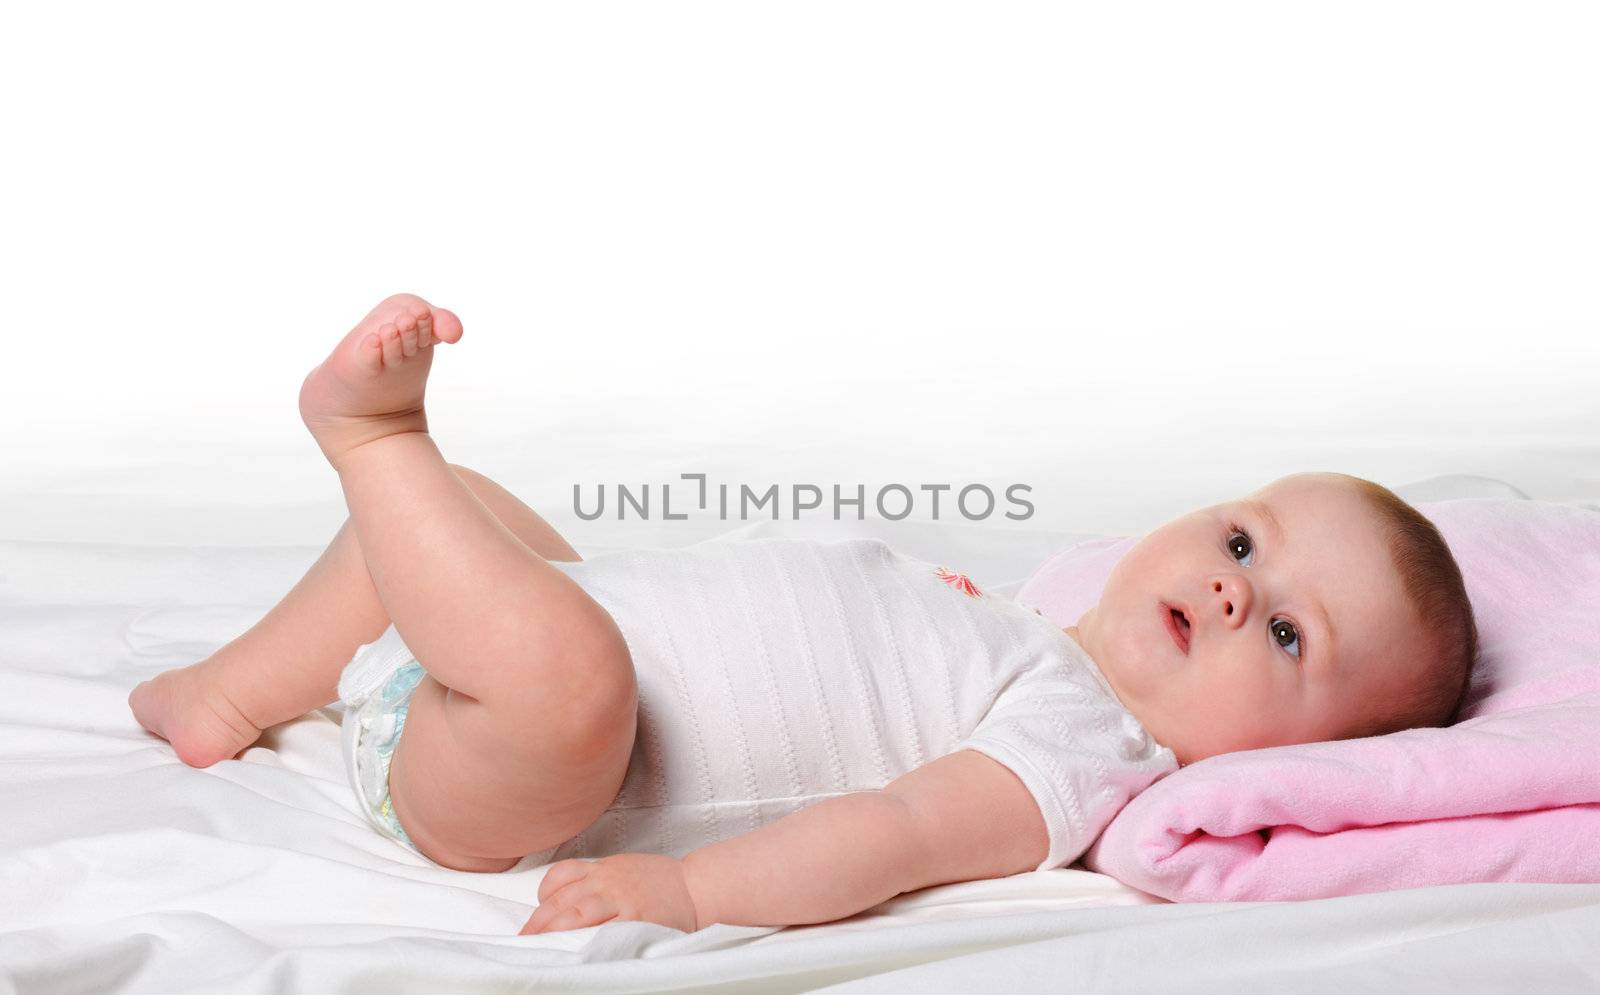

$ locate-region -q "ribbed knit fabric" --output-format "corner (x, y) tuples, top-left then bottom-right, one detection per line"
(524, 537), (1179, 872)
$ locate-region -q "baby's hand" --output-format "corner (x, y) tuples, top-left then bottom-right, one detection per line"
(520, 853), (701, 935)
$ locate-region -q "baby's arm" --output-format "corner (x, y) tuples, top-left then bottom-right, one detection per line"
(683, 749), (1049, 928)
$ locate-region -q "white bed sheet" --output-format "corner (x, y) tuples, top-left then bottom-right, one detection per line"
(3, 474), (1599, 994)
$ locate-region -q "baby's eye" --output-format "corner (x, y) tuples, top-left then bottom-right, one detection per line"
(1270, 618), (1301, 659)
(1226, 528), (1254, 567)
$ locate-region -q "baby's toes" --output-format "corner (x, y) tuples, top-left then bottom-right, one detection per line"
(393, 310), (420, 357)
(415, 309), (434, 347)
(355, 327), (386, 372)
(378, 322), (405, 369)
(430, 307), (465, 344)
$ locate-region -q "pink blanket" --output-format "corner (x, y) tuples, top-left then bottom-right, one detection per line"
(1016, 497), (1600, 901)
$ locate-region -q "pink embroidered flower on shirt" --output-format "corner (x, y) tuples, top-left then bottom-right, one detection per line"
(934, 565), (982, 598)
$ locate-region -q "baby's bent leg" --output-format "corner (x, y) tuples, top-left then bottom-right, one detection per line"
(128, 464), (589, 770)
(336, 433), (638, 870)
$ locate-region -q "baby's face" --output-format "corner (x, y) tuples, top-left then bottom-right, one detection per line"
(1069, 472), (1428, 766)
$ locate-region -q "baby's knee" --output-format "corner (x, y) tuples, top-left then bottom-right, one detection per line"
(541, 615), (638, 758)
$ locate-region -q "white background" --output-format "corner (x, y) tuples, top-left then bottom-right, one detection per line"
(3, 1), (1596, 548)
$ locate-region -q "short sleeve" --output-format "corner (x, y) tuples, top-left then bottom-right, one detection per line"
(950, 664), (1178, 872)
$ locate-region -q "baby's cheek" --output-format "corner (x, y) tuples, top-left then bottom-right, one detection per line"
(1198, 666), (1244, 709)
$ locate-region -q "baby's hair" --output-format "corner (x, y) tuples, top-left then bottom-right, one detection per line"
(1334, 475), (1479, 740)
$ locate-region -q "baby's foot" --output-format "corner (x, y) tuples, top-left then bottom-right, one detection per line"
(298, 293), (464, 470)
(128, 664), (263, 769)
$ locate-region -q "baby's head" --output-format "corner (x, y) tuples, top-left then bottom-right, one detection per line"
(1068, 472), (1477, 767)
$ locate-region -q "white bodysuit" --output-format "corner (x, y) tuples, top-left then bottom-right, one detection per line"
(338, 537), (1178, 872)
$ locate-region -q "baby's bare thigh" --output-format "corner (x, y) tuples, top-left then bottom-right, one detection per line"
(387, 643), (638, 871)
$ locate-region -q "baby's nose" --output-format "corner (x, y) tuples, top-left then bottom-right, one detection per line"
(1209, 574), (1253, 626)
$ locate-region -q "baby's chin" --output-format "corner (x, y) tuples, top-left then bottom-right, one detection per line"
(1079, 640), (1177, 726)
(1103, 650), (1214, 751)
(1099, 632), (1185, 698)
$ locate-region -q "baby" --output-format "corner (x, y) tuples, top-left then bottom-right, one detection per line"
(128, 294), (1478, 936)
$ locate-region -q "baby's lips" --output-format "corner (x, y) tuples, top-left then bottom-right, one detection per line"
(1160, 601), (1192, 655)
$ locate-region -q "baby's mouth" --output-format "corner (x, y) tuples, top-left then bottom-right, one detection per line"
(1162, 602), (1191, 655)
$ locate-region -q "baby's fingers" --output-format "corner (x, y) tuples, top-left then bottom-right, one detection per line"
(520, 895), (571, 935)
(522, 890), (616, 935)
(541, 902), (618, 934)
(519, 906), (550, 935)
(537, 859), (594, 902)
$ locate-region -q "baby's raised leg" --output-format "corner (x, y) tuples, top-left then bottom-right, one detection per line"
(334, 432), (638, 872)
(298, 295), (638, 872)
